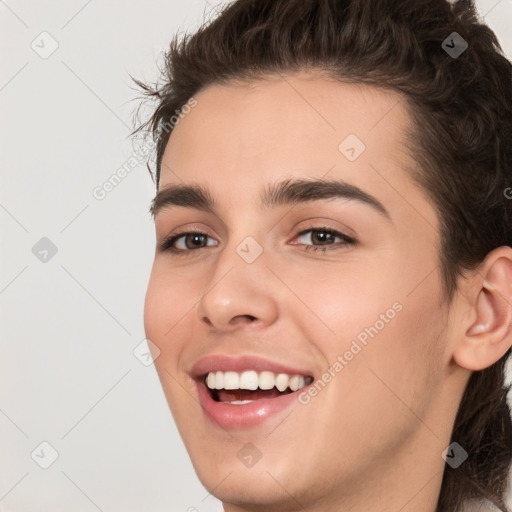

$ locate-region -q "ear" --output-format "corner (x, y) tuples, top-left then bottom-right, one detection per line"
(452, 246), (512, 371)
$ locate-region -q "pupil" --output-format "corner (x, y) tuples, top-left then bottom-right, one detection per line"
(188, 234), (205, 248)
(314, 231), (333, 244)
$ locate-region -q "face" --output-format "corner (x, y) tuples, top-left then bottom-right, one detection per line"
(144, 72), (460, 510)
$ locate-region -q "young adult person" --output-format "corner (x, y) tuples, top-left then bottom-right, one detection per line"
(132, 1), (512, 510)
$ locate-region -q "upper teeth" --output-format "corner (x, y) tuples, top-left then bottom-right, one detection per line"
(205, 370), (311, 392)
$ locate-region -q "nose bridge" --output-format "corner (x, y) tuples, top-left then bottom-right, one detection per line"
(196, 232), (279, 330)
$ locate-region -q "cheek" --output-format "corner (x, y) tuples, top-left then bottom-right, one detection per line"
(293, 257), (445, 429)
(143, 267), (201, 425)
(325, 278), (444, 440)
(280, 261), (396, 343)
(143, 264), (201, 359)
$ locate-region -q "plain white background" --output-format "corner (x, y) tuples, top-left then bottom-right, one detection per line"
(1, 1), (512, 511)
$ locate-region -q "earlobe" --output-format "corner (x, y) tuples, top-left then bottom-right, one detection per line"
(453, 248), (512, 371)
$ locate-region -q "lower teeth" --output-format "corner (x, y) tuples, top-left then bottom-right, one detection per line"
(224, 400), (255, 405)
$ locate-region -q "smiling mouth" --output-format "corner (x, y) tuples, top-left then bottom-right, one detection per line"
(204, 370), (314, 404)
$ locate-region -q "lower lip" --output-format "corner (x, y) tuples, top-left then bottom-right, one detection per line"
(195, 379), (305, 429)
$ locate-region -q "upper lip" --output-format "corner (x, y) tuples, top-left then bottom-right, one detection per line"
(190, 354), (314, 379)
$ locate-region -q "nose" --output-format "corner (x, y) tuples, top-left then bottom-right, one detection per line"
(196, 254), (280, 332)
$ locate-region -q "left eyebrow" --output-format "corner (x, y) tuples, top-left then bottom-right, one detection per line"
(150, 177), (391, 221)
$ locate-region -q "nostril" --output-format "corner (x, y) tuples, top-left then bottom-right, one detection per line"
(234, 315), (257, 323)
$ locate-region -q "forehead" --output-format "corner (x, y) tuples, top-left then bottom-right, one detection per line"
(163, 71), (413, 177)
(159, 71), (437, 232)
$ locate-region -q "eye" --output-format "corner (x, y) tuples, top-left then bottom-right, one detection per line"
(292, 226), (356, 253)
(159, 231), (217, 254)
(159, 226), (356, 256)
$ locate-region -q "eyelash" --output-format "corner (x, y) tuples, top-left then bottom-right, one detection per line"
(159, 226), (357, 256)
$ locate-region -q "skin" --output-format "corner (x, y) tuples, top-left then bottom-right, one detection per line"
(143, 71), (512, 512)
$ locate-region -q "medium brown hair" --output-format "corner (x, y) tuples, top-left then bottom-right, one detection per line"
(131, 0), (512, 509)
